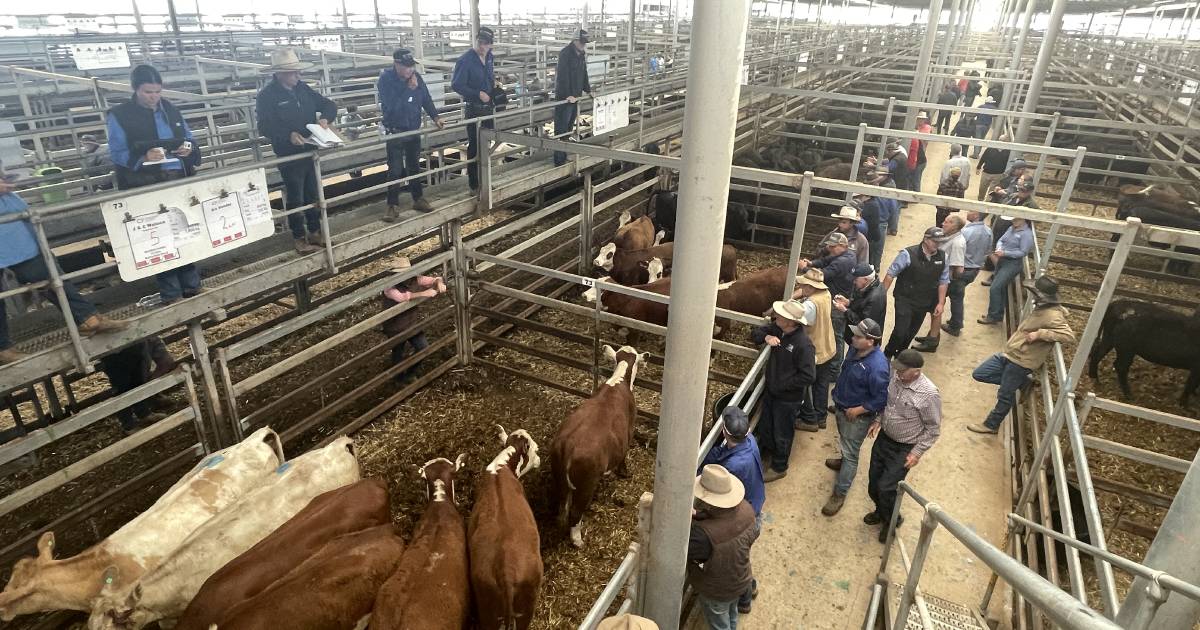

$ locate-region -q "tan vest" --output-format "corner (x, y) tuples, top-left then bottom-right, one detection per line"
(807, 290), (837, 364)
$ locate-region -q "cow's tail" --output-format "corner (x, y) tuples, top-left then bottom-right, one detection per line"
(557, 461), (576, 531)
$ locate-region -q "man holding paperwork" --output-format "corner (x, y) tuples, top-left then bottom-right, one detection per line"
(106, 64), (203, 304)
(255, 48), (339, 254)
(378, 48), (445, 220)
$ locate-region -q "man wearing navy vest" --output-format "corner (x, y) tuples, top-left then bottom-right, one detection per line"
(881, 227), (949, 359)
(106, 64), (203, 304)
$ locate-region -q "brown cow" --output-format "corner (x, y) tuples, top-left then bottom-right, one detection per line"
(210, 524), (405, 630)
(714, 266), (793, 338)
(583, 276), (673, 329)
(468, 426), (542, 630)
(550, 345), (648, 548)
(372, 455), (470, 630)
(174, 478), (391, 630)
(611, 211), (659, 251)
(595, 242), (737, 286)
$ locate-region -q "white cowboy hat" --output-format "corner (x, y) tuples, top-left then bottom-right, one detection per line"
(693, 464), (745, 509)
(263, 48), (314, 73)
(831, 205), (861, 221)
(771, 299), (812, 325)
(597, 614), (659, 630)
(795, 268), (828, 291)
(916, 111), (929, 119)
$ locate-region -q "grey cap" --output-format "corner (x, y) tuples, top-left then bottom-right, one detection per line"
(721, 407), (750, 439)
(822, 232), (850, 247)
(850, 318), (883, 339)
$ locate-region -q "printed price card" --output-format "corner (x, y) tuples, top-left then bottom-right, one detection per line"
(201, 195), (248, 247)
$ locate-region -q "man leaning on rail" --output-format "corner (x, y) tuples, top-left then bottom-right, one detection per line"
(0, 176), (127, 365)
(378, 48), (445, 220)
(451, 27), (496, 192)
(107, 64), (204, 305)
(255, 49), (339, 254)
(553, 29), (592, 167)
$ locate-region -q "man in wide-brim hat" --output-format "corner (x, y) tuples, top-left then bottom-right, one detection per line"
(688, 464), (759, 630)
(255, 48), (339, 253)
(750, 299), (817, 483)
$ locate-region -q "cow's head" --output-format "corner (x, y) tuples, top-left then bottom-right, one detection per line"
(642, 257), (665, 282)
(0, 532), (58, 621)
(582, 277), (610, 304)
(87, 568), (149, 630)
(489, 425), (541, 478)
(603, 345), (649, 389)
(419, 454), (465, 504)
(593, 243), (617, 271)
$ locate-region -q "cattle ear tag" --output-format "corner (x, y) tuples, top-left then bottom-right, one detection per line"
(275, 461), (292, 475)
(203, 454), (225, 469)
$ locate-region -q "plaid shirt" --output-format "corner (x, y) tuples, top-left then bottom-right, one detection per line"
(879, 372), (942, 457)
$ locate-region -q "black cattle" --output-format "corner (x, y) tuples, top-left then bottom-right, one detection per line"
(1115, 184), (1200, 274)
(1088, 299), (1200, 405)
(648, 190), (750, 243)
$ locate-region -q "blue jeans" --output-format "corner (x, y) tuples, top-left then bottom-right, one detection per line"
(1, 254), (97, 350)
(973, 353), (1033, 430)
(946, 268), (979, 331)
(553, 102), (578, 166)
(385, 135), (423, 204)
(911, 162), (927, 192)
(868, 230), (886, 271)
(887, 202), (901, 235)
(805, 334), (845, 426)
(279, 158), (322, 239)
(753, 393), (806, 473)
(986, 257), (1024, 321)
(156, 264), (201, 302)
(834, 408), (876, 496)
(970, 123), (991, 157)
(698, 594), (739, 630)
(390, 332), (429, 380)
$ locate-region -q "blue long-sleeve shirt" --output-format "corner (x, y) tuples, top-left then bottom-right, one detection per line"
(0, 192), (39, 268)
(977, 102), (997, 127)
(451, 48), (494, 105)
(106, 104), (193, 172)
(831, 346), (890, 413)
(961, 220), (993, 269)
(885, 247), (951, 285)
(700, 436), (766, 515)
(997, 223), (1035, 258)
(377, 69), (440, 132)
(810, 249), (857, 298)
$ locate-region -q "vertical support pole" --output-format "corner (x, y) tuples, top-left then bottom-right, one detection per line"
(938, 0), (961, 70)
(188, 320), (229, 449)
(470, 0), (480, 41)
(181, 365), (213, 454)
(845, 123), (867, 202)
(890, 507), (941, 630)
(450, 220), (472, 366)
(132, 0), (144, 34)
(310, 154), (338, 275)
(879, 96), (896, 158)
(31, 220), (89, 372)
(1036, 145), (1083, 275)
(1008, 0), (1035, 88)
(1014, 0), (1066, 144)
(215, 349), (244, 443)
(1066, 392), (1120, 616)
(906, 0), (945, 131)
(167, 0), (184, 55)
(783, 174), (814, 300)
(628, 0), (636, 55)
(642, 0), (750, 625)
(1030, 111), (1060, 189)
(579, 170), (595, 277)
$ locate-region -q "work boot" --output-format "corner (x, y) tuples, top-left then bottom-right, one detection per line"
(78, 314), (129, 336)
(821, 492), (846, 516)
(307, 231), (328, 247)
(940, 323), (961, 337)
(412, 197), (434, 213)
(976, 317), (1000, 325)
(382, 205), (403, 223)
(879, 516), (905, 543)
(0, 348), (29, 365)
(294, 238), (320, 254)
(763, 468), (788, 483)
(912, 337), (940, 353)
(863, 512), (883, 526)
(824, 458), (843, 471)
(967, 423), (999, 435)
(794, 420), (819, 432)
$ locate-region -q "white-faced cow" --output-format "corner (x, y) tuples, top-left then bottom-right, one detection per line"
(550, 345), (648, 547)
(210, 524), (405, 630)
(0, 427), (283, 621)
(175, 477), (392, 630)
(468, 427), (542, 630)
(88, 437), (362, 630)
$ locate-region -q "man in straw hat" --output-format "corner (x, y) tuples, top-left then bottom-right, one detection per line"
(700, 407), (765, 614)
(790, 270), (837, 431)
(597, 614), (658, 630)
(378, 48), (446, 219)
(255, 48), (339, 254)
(865, 349), (942, 543)
(825, 205), (869, 266)
(823, 318), (889, 516)
(968, 276), (1074, 435)
(881, 227), (949, 359)
(688, 464), (759, 630)
(381, 256), (447, 382)
(451, 26), (496, 192)
(750, 299), (816, 482)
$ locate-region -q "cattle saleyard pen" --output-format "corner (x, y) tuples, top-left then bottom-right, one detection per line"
(2, 1), (1200, 629)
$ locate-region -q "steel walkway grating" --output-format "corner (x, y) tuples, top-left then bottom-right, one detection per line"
(889, 583), (988, 630)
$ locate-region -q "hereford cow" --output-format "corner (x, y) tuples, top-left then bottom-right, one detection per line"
(611, 212), (657, 251)
(174, 478), (391, 630)
(551, 345), (647, 548)
(716, 265), (791, 318)
(468, 426), (542, 630)
(583, 276), (673, 330)
(88, 437), (362, 630)
(210, 525), (405, 630)
(594, 242), (737, 286)
(1089, 299), (1200, 405)
(372, 455), (470, 630)
(0, 428), (283, 621)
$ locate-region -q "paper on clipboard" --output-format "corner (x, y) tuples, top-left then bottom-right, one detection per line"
(201, 195), (248, 247)
(238, 187), (273, 226)
(125, 212), (178, 269)
(142, 157), (182, 166)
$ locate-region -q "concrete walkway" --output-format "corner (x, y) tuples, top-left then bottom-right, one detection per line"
(735, 134), (1015, 629)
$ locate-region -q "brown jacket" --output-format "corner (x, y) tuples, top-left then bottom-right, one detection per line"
(687, 501), (758, 601)
(1002, 305), (1075, 370)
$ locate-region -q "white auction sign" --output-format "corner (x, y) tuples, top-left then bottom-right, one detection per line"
(307, 35), (343, 52)
(102, 168), (276, 281)
(587, 54), (610, 82)
(70, 43), (131, 70)
(591, 90), (630, 135)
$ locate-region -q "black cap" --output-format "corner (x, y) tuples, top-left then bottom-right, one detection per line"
(392, 48), (416, 66)
(923, 227), (945, 240)
(721, 407), (750, 439)
(477, 26), (495, 44)
(130, 64), (162, 90)
(578, 29), (590, 43)
(851, 263), (875, 278)
(895, 349), (925, 369)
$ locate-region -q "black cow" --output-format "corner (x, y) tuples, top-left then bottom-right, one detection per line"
(648, 190), (750, 242)
(1088, 299), (1200, 405)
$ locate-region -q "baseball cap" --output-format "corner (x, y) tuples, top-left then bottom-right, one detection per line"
(392, 48), (416, 66)
(850, 318), (883, 339)
(578, 29), (590, 43)
(923, 227), (945, 240)
(721, 407), (750, 439)
(477, 26), (495, 44)
(822, 232), (850, 247)
(851, 263), (875, 278)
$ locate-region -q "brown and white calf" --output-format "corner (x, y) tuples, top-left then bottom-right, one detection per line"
(714, 265), (791, 338)
(0, 427), (283, 621)
(611, 211), (661, 251)
(88, 437), (362, 630)
(372, 455), (470, 630)
(210, 524), (405, 630)
(594, 242), (737, 286)
(583, 276), (673, 329)
(550, 345), (648, 547)
(175, 477), (392, 630)
(468, 427), (543, 630)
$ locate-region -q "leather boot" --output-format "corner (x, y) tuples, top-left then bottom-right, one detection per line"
(412, 197), (434, 212)
(78, 314), (129, 336)
(821, 492), (846, 516)
(0, 348), (29, 364)
(294, 238), (320, 253)
(307, 231), (328, 247)
(382, 205), (403, 223)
